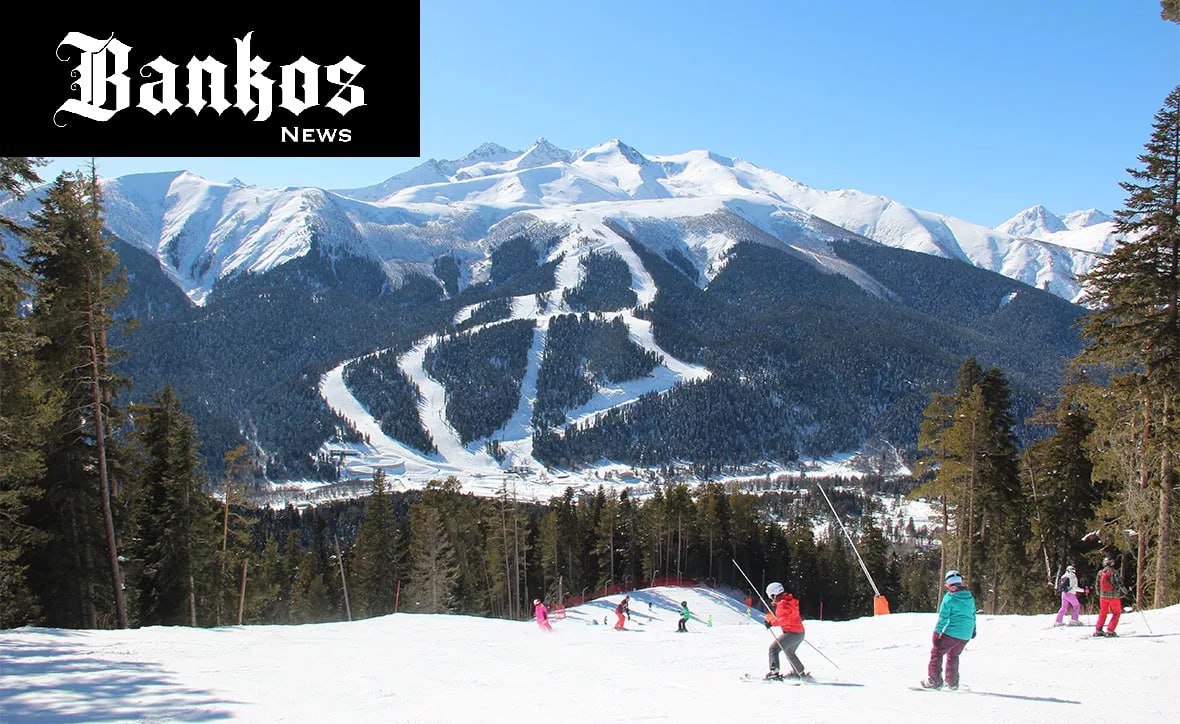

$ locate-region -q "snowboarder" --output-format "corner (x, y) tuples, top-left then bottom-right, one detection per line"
(1094, 556), (1124, 637)
(615, 595), (630, 630)
(677, 601), (690, 632)
(763, 582), (808, 679)
(922, 569), (976, 691)
(1053, 565), (1086, 627)
(534, 598), (552, 632)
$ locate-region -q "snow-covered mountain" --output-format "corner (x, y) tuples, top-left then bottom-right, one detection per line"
(2, 139), (1109, 305)
(0, 141), (1095, 490)
(996, 205), (1119, 259)
(996, 205), (1069, 238)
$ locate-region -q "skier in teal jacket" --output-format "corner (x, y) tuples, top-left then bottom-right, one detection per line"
(922, 569), (976, 690)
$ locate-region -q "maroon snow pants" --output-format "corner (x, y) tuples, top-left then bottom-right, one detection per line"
(927, 632), (969, 687)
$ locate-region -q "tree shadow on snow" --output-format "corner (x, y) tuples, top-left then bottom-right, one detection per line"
(0, 634), (236, 722)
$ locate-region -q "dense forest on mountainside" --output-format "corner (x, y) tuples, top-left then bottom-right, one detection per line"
(533, 314), (663, 428)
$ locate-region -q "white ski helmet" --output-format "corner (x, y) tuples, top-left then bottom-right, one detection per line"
(766, 582), (785, 598)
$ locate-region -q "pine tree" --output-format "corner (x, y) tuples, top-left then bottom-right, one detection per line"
(403, 504), (459, 613)
(1076, 85), (1180, 607)
(350, 469), (405, 617)
(126, 386), (218, 626)
(0, 157), (53, 627)
(22, 170), (129, 628)
(1021, 381), (1102, 592)
(915, 359), (1026, 612)
(290, 515), (336, 623)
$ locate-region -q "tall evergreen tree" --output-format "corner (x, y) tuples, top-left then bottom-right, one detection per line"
(22, 170), (129, 628)
(1021, 382), (1102, 591)
(0, 157), (53, 627)
(1076, 85), (1180, 607)
(290, 514), (336, 623)
(126, 386), (218, 627)
(915, 359), (1025, 612)
(350, 469), (405, 617)
(403, 504), (460, 613)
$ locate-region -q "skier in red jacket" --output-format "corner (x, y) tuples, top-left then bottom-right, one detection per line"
(764, 582), (809, 679)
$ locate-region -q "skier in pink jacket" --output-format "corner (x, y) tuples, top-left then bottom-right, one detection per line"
(534, 599), (552, 631)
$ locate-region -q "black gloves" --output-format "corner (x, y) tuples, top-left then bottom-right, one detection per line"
(971, 628), (977, 639)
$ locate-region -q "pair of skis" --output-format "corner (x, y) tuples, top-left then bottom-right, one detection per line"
(740, 673), (863, 687)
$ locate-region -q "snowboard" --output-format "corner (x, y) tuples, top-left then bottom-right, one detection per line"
(909, 684), (1080, 704)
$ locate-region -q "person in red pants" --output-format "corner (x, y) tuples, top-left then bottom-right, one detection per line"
(1094, 556), (1124, 637)
(614, 595), (630, 630)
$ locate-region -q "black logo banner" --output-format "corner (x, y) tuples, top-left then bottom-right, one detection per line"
(5, 12), (421, 157)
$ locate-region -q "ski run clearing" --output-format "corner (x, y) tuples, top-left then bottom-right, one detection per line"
(2, 586), (1174, 723)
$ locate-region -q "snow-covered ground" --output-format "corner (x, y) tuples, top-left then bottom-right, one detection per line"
(2, 585), (1173, 723)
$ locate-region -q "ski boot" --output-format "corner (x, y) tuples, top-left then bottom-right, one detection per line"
(920, 679), (943, 690)
(764, 671), (783, 680)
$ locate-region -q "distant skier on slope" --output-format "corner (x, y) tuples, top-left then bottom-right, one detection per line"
(1094, 556), (1125, 637)
(1053, 564), (1086, 627)
(922, 569), (976, 691)
(677, 601), (691, 632)
(615, 595), (630, 630)
(534, 598), (552, 632)
(763, 582), (808, 679)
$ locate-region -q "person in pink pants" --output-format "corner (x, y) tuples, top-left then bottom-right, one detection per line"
(534, 599), (552, 631)
(1054, 565), (1086, 626)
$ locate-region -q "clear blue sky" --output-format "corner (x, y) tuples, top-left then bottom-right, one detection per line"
(42, 1), (1179, 226)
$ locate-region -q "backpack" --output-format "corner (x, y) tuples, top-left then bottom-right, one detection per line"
(1057, 576), (1068, 594)
(1099, 568), (1115, 593)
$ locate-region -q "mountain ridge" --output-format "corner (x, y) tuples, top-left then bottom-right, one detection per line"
(1, 139), (1111, 305)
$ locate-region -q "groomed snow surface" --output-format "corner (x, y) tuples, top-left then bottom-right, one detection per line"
(2, 585), (1173, 723)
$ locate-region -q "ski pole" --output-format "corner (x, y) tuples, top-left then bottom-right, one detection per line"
(731, 558), (841, 671)
(1136, 605), (1153, 634)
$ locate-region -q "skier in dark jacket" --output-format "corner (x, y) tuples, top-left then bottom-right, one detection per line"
(1094, 556), (1123, 637)
(922, 569), (976, 690)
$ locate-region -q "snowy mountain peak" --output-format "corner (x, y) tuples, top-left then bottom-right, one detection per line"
(1061, 208), (1113, 230)
(579, 139), (649, 166)
(996, 205), (1067, 239)
(519, 137), (573, 166)
(459, 142), (515, 163)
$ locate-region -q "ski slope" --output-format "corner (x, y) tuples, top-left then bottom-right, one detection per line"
(316, 209), (710, 498)
(2, 586), (1175, 723)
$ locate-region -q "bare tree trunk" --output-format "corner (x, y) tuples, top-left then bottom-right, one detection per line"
(965, 418), (978, 586)
(499, 490), (511, 618)
(1023, 449), (1053, 581)
(334, 533), (352, 622)
(88, 280), (126, 629)
(237, 559), (248, 625)
(1137, 399), (1152, 609)
(218, 494), (229, 627)
(189, 574), (197, 627)
(1156, 393), (1172, 608)
(939, 495), (948, 582)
